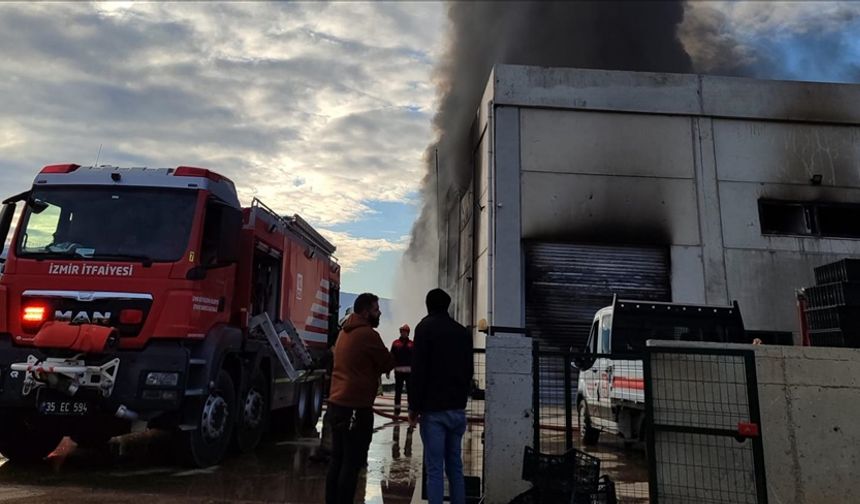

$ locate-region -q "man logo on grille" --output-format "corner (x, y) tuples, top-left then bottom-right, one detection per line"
(54, 310), (112, 325)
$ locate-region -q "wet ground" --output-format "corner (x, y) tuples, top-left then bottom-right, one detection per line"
(0, 396), (645, 503)
(0, 412), (424, 504)
(538, 407), (650, 503)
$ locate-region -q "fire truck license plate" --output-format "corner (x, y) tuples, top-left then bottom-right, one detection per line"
(38, 398), (89, 416)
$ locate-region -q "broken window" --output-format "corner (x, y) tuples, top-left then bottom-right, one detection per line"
(758, 199), (860, 239)
(817, 204), (860, 238)
(758, 201), (812, 235)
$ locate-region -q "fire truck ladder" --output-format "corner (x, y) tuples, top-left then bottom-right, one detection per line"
(249, 313), (314, 382)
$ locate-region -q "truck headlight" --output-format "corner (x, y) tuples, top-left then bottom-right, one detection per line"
(145, 372), (179, 387)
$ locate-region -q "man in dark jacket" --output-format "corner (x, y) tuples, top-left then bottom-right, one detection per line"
(325, 293), (395, 504)
(389, 323), (414, 417)
(408, 289), (473, 504)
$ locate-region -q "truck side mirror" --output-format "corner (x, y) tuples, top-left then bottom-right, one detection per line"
(0, 202), (16, 258)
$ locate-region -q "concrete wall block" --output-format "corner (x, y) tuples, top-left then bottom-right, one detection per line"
(701, 75), (860, 125)
(754, 355), (788, 386)
(483, 415), (532, 503)
(520, 109), (695, 178)
(494, 65), (702, 115)
(713, 119), (860, 186)
(486, 348), (533, 376)
(796, 345), (860, 362)
(484, 331), (532, 503)
(783, 358), (860, 388)
(520, 172), (699, 244)
(785, 385), (860, 503)
(486, 333), (533, 350)
(670, 246), (706, 304)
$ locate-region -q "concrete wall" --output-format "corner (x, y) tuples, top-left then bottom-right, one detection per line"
(755, 344), (860, 504)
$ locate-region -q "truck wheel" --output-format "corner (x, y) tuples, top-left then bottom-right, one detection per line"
(292, 382), (312, 436)
(577, 401), (600, 446)
(177, 370), (237, 467)
(0, 413), (63, 462)
(303, 380), (324, 433)
(233, 371), (269, 453)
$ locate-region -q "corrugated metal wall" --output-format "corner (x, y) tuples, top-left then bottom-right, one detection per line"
(525, 242), (671, 350)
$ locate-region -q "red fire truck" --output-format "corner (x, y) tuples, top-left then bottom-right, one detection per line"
(0, 164), (340, 466)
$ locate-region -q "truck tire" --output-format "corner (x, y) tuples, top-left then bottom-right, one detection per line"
(233, 371), (269, 453)
(303, 379), (324, 433)
(0, 413), (63, 462)
(577, 401), (600, 446)
(177, 370), (237, 467)
(293, 382), (312, 436)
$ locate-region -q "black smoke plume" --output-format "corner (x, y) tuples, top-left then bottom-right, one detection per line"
(405, 1), (692, 262)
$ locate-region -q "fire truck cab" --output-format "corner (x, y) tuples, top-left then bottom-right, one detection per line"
(0, 164), (339, 466)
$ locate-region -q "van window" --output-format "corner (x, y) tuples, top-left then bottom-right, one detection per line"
(598, 314), (611, 354)
(585, 320), (599, 353)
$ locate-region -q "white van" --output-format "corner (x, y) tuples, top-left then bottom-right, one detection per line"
(575, 298), (746, 446)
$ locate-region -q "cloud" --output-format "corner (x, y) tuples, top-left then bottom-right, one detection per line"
(681, 1), (860, 82)
(0, 2), (443, 272)
(317, 229), (407, 272)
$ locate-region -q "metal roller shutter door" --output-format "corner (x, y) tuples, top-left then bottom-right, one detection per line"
(525, 242), (670, 350)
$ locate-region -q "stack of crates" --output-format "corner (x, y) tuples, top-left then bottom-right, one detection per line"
(805, 259), (860, 347)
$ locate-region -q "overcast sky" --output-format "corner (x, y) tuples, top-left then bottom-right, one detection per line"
(2, 2), (857, 299)
(0, 1), (445, 298)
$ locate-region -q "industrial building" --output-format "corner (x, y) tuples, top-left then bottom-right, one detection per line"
(439, 65), (860, 502)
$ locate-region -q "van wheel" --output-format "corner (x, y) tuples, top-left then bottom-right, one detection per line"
(233, 371), (269, 453)
(578, 401), (600, 446)
(177, 370), (236, 467)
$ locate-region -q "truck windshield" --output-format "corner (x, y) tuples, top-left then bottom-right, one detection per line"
(16, 187), (197, 263)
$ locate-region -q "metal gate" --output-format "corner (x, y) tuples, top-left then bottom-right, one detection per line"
(525, 242), (670, 351)
(645, 346), (768, 504)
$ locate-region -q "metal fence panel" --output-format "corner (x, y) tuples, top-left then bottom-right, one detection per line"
(645, 347), (767, 504)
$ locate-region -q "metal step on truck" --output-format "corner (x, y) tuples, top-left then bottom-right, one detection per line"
(574, 297), (748, 446)
(0, 164), (341, 466)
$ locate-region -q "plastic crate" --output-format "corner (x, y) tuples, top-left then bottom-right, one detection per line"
(571, 475), (617, 504)
(808, 329), (860, 348)
(814, 259), (860, 284)
(522, 446), (600, 495)
(805, 282), (860, 309)
(804, 306), (860, 332)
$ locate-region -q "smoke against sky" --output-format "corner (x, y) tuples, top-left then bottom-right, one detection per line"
(397, 0), (860, 327)
(681, 1), (860, 83)
(396, 1), (693, 326)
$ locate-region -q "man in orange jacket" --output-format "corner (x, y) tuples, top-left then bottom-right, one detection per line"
(325, 293), (395, 504)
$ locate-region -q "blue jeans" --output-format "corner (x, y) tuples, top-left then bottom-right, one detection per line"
(420, 410), (467, 504)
